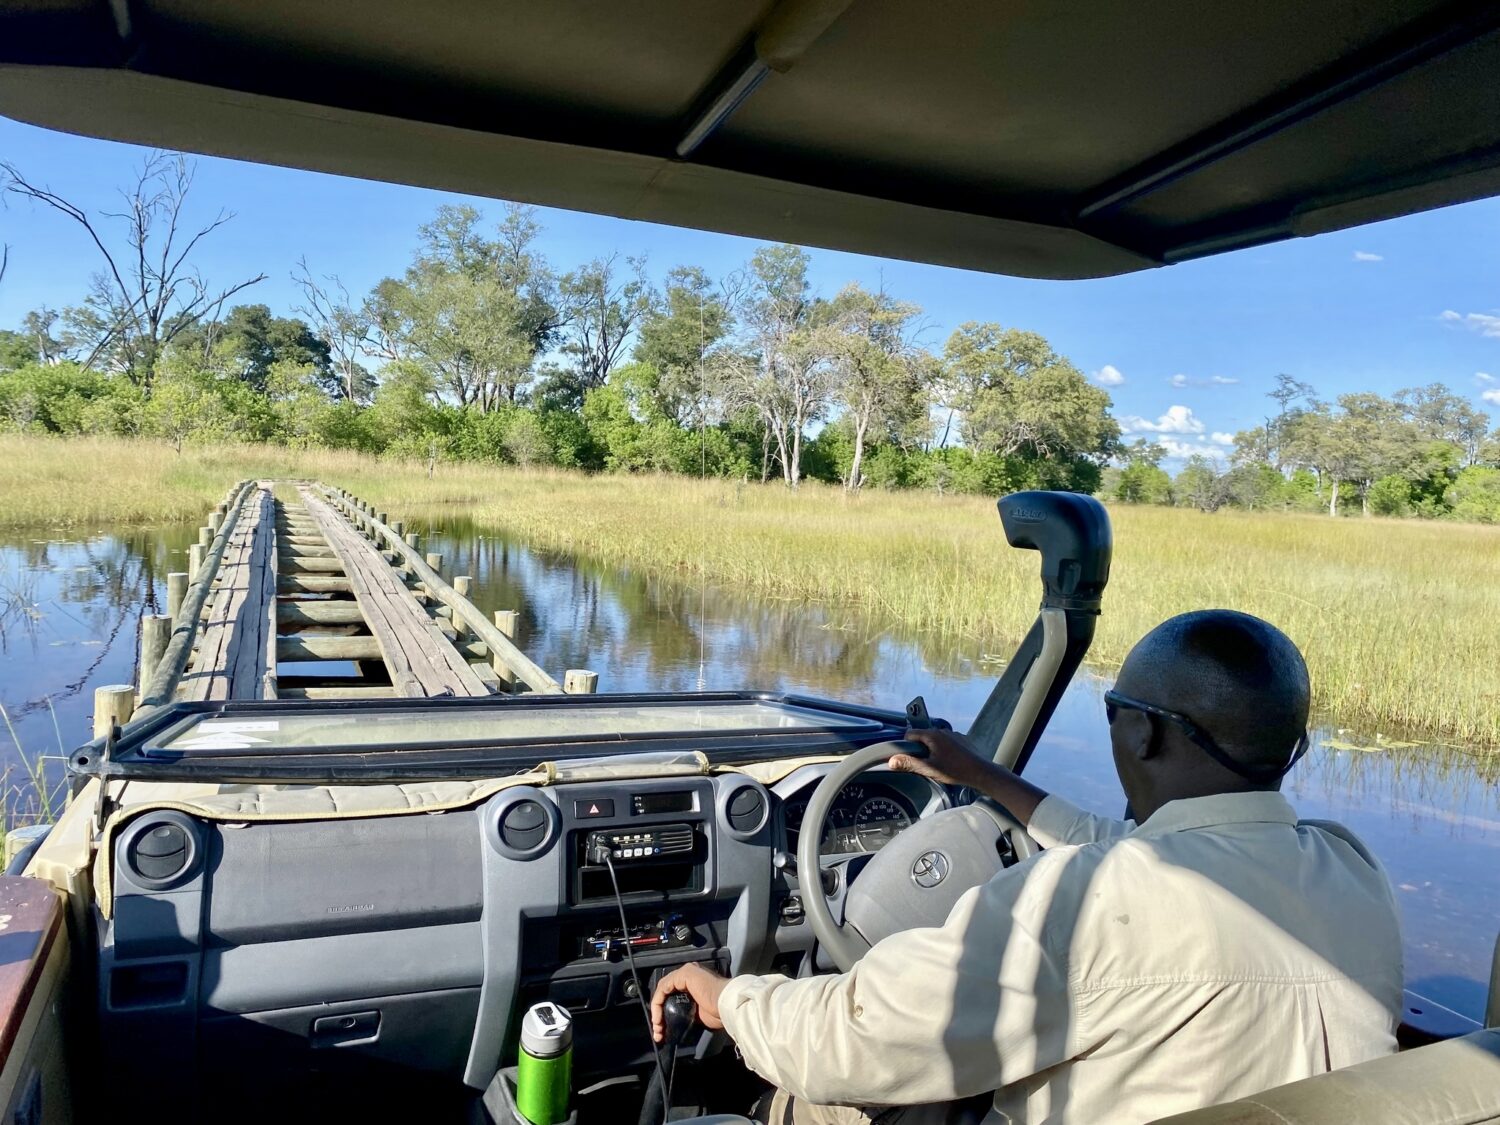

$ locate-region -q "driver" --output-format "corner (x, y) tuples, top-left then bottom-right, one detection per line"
(651, 610), (1402, 1123)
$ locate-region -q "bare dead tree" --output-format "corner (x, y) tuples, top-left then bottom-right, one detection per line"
(293, 257), (373, 402)
(1, 152), (266, 389)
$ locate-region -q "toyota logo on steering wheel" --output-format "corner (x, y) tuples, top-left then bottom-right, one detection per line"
(911, 850), (951, 889)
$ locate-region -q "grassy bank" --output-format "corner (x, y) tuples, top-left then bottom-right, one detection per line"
(3, 435), (1497, 748)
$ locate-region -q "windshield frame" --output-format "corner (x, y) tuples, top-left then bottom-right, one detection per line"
(68, 691), (912, 784)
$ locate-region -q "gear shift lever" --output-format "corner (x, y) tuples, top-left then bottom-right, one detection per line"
(638, 991), (699, 1125)
(662, 990), (698, 1046)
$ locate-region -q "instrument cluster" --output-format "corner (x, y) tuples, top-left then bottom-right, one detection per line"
(782, 780), (919, 856)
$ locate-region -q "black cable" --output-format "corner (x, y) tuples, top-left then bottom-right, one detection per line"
(604, 852), (672, 1124)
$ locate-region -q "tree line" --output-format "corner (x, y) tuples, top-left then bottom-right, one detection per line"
(3, 153), (1499, 521)
(1109, 374), (1500, 521)
(0, 153), (1115, 495)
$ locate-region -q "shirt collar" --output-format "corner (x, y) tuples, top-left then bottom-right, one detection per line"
(1133, 791), (1299, 837)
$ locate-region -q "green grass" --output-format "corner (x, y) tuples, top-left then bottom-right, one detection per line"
(3, 435), (1498, 748)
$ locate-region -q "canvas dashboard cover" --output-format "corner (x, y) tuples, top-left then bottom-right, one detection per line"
(2, 1), (1500, 279)
(82, 749), (843, 916)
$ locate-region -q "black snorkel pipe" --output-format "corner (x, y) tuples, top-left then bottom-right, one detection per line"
(966, 491), (1112, 774)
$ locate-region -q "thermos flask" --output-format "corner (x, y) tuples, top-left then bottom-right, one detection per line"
(515, 1001), (573, 1124)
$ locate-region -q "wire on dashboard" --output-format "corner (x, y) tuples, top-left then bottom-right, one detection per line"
(603, 851), (672, 1123)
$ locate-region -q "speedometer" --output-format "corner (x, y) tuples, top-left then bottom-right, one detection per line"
(854, 796), (912, 852)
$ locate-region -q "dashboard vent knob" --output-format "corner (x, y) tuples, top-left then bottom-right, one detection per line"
(726, 786), (767, 835)
(129, 823), (190, 881)
(498, 800), (549, 852)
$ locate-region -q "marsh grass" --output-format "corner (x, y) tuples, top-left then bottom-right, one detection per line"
(2, 435), (1497, 747)
(0, 700), (69, 835)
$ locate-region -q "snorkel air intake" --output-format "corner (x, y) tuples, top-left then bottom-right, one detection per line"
(967, 491), (1112, 773)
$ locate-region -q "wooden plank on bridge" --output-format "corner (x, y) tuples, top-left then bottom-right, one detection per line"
(180, 485), (277, 701)
(296, 487), (489, 698)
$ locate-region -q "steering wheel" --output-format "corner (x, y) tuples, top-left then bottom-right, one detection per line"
(797, 740), (1040, 972)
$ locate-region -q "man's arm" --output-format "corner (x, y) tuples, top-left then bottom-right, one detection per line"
(651, 848), (1084, 1107)
(894, 728), (1132, 847)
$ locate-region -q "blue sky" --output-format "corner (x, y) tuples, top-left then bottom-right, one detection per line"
(3, 115), (1500, 460)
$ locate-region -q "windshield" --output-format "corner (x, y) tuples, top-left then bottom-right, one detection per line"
(151, 699), (884, 756)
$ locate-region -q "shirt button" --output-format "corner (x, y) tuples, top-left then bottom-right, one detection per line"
(853, 1005), (864, 1018)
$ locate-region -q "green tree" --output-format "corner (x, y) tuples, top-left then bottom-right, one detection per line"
(1114, 440), (1172, 504)
(144, 350), (265, 451)
(367, 205), (561, 409)
(560, 254), (655, 391)
(722, 245), (830, 487)
(173, 304), (332, 394)
(1396, 383), (1490, 466)
(0, 329), (34, 371)
(1174, 456), (1230, 512)
(820, 283), (930, 490)
(632, 265), (733, 426)
(940, 322), (1119, 468)
(1367, 475), (1412, 517)
(1445, 466), (1500, 523)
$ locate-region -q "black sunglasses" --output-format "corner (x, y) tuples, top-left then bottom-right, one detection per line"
(1104, 689), (1309, 783)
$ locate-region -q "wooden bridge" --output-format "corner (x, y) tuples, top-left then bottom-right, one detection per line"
(92, 481), (594, 737)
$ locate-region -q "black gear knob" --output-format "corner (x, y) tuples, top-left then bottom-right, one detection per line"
(662, 990), (698, 1046)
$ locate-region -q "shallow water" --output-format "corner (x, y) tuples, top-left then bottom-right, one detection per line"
(0, 517), (1495, 1022)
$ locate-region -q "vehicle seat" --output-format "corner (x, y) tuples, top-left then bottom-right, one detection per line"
(1147, 1028), (1500, 1124)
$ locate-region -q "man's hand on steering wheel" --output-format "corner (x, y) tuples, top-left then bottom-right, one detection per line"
(890, 728), (1050, 829)
(890, 728), (999, 789)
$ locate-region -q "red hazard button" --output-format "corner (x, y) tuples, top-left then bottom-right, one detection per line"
(574, 799), (615, 819)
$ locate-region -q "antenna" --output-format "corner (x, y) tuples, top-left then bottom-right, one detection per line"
(696, 282), (708, 691)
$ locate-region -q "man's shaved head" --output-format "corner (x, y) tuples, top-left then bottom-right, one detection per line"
(1110, 610), (1311, 815)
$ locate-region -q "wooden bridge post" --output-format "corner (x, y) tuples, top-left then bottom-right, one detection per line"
(188, 543), (206, 583)
(139, 615), (172, 701)
(493, 610), (519, 690)
(391, 520), (404, 538)
(426, 552), (443, 577)
(453, 577), (473, 640)
(208, 511), (223, 535)
(198, 526), (212, 549)
(92, 684), (135, 740)
(166, 572), (188, 621)
(564, 670), (600, 695)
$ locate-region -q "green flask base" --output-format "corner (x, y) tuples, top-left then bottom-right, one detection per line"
(482, 1066), (578, 1125)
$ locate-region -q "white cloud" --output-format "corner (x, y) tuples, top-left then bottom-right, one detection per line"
(1211, 432), (1235, 445)
(1168, 373), (1238, 388)
(1483, 389), (1500, 406)
(1120, 405), (1205, 435)
(1441, 310), (1500, 338)
(1158, 438), (1230, 461)
(1353, 251), (1384, 262)
(1094, 364), (1125, 387)
(1476, 372), (1494, 384)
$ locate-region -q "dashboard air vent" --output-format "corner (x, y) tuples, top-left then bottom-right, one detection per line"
(128, 822), (190, 882)
(724, 785), (768, 836)
(498, 800), (549, 853)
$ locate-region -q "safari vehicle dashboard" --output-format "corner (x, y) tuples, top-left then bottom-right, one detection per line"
(82, 693), (949, 1114)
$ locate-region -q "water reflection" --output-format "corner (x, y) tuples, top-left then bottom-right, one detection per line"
(0, 516), (1495, 1020)
(0, 522), (200, 820)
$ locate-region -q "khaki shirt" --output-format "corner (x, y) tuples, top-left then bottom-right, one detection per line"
(720, 791), (1402, 1123)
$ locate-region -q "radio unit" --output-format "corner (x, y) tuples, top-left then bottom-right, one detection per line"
(586, 823), (695, 863)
